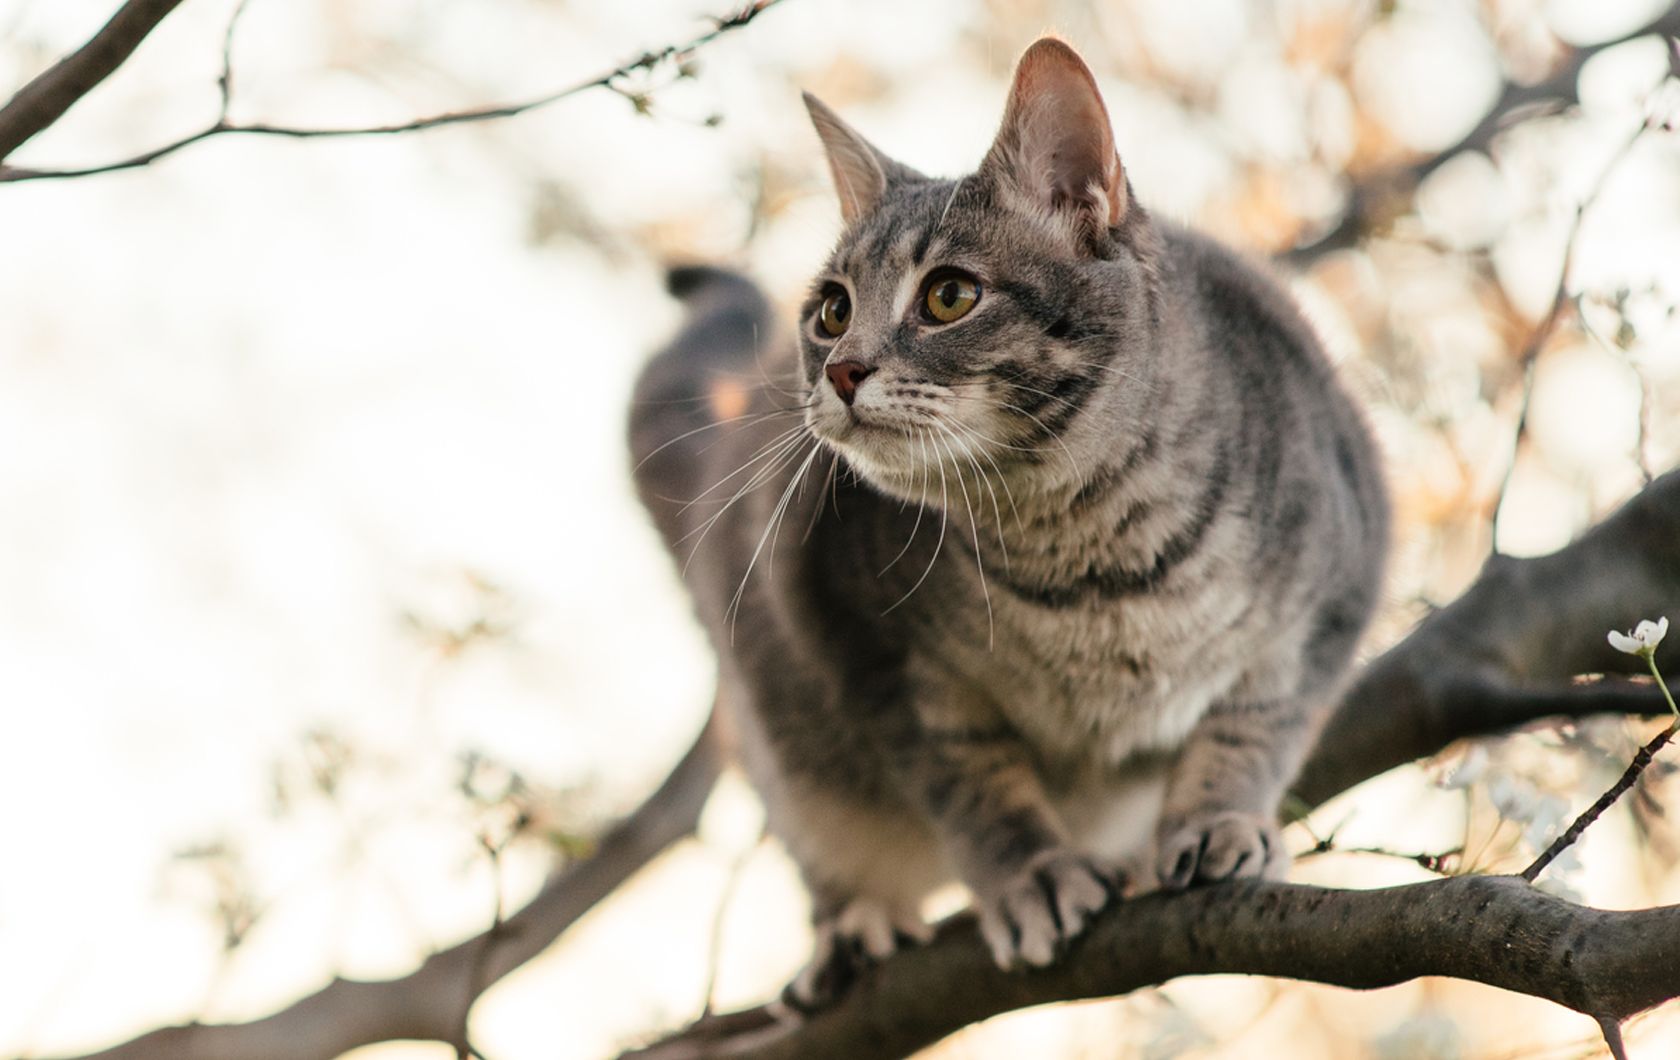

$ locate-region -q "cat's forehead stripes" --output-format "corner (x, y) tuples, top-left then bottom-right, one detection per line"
(836, 180), (966, 277)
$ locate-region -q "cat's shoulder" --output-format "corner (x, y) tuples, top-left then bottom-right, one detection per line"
(1155, 220), (1330, 367)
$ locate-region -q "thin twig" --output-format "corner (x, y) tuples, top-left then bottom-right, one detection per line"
(458, 832), (511, 1060)
(0, 0), (794, 182)
(217, 0), (255, 117)
(700, 831), (765, 1018)
(1297, 841), (1462, 875)
(1523, 721), (1679, 882)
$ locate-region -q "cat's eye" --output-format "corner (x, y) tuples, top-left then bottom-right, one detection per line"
(923, 271), (981, 324)
(818, 288), (852, 337)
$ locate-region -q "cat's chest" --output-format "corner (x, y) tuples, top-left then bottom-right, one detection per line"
(933, 586), (1250, 766)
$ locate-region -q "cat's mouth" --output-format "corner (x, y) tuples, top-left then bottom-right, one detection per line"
(810, 408), (893, 452)
(809, 410), (973, 500)
(809, 404), (914, 473)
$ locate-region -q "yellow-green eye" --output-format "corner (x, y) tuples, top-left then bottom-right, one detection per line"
(819, 289), (851, 337)
(924, 272), (980, 323)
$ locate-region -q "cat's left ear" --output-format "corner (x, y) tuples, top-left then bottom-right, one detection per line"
(803, 92), (923, 225)
(981, 37), (1128, 238)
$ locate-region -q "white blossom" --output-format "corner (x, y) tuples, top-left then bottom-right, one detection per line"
(1608, 616), (1668, 656)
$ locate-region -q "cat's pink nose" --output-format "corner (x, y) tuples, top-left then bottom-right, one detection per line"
(825, 360), (875, 405)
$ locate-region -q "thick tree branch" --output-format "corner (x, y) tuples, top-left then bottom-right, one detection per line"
(0, 0), (189, 164)
(1282, 2), (1680, 267)
(623, 876), (1680, 1060)
(0, 0), (792, 182)
(1300, 465), (1680, 803)
(40, 713), (720, 1060)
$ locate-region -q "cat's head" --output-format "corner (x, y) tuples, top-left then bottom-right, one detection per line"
(799, 37), (1161, 503)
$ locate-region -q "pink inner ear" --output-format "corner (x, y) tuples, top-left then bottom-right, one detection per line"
(997, 39), (1126, 228)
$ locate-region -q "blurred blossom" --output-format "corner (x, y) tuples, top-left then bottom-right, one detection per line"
(1521, 793), (1572, 852)
(1437, 745), (1489, 790)
(1416, 151), (1510, 250)
(1350, 10), (1500, 151)
(1487, 773), (1544, 823)
(1373, 1012), (1463, 1060)
(1529, 344), (1644, 473)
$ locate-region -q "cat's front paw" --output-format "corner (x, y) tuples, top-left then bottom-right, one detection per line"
(1156, 810), (1284, 890)
(781, 898), (932, 1014)
(975, 848), (1121, 970)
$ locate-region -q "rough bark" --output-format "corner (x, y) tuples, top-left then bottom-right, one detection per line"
(623, 877), (1680, 1060)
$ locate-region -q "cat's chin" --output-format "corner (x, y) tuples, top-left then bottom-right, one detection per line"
(811, 428), (925, 501)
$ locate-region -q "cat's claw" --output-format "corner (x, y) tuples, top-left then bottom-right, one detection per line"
(781, 898), (931, 1013)
(977, 849), (1121, 970)
(1156, 810), (1284, 890)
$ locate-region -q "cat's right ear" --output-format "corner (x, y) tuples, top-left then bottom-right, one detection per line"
(803, 92), (919, 225)
(981, 38), (1128, 242)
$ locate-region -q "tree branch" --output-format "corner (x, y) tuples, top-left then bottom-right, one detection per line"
(1300, 465), (1680, 804)
(39, 713), (720, 1060)
(0, 0), (189, 164)
(0, 0), (793, 182)
(623, 876), (1680, 1060)
(1282, 2), (1680, 267)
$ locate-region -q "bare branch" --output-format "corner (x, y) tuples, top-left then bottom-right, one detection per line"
(1282, 2), (1680, 267)
(39, 714), (720, 1060)
(1300, 466), (1680, 805)
(0, 0), (794, 183)
(0, 0), (190, 164)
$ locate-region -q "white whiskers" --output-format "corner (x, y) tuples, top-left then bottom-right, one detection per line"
(930, 426), (994, 650)
(725, 438), (826, 639)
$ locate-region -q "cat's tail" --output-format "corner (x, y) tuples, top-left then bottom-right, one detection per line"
(633, 265), (774, 412)
(629, 264), (779, 543)
(663, 262), (764, 306)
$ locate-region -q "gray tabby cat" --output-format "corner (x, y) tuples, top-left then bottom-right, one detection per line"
(629, 37), (1388, 1005)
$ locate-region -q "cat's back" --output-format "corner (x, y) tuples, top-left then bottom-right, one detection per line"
(1160, 223), (1389, 647)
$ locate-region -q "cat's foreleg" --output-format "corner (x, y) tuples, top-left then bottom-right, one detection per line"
(1154, 696), (1319, 889)
(768, 784), (945, 1012)
(905, 715), (1123, 970)
(783, 884), (933, 1012)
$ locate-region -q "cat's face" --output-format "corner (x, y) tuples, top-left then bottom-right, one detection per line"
(799, 41), (1160, 504)
(799, 176), (1157, 500)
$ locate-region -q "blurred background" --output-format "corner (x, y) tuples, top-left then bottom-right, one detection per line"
(2, 0), (1680, 1056)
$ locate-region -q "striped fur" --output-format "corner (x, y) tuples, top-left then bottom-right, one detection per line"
(628, 41), (1388, 1002)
